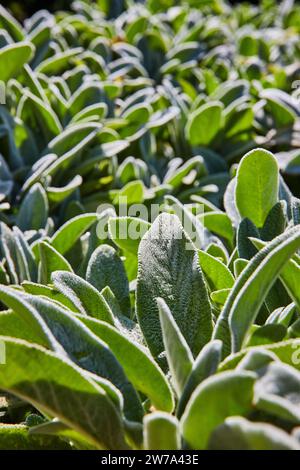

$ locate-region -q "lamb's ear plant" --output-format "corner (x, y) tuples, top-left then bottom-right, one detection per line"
(0, 0), (300, 450)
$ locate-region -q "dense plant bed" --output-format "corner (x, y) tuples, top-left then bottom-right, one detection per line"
(0, 0), (300, 450)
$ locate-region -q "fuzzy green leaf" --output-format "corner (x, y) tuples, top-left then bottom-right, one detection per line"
(235, 149), (279, 228)
(136, 213), (213, 361)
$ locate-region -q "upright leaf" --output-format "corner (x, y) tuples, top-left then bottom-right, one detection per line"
(0, 42), (34, 82)
(136, 213), (213, 361)
(17, 183), (48, 231)
(186, 102), (223, 146)
(235, 149), (279, 228)
(157, 298), (193, 397)
(86, 244), (131, 317)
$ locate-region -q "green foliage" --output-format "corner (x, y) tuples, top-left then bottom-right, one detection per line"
(0, 0), (300, 451)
